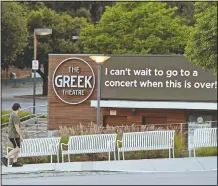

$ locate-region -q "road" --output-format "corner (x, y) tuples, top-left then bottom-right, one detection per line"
(2, 170), (217, 185)
(2, 86), (47, 114)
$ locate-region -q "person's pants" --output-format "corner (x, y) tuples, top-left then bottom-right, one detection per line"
(9, 138), (21, 148)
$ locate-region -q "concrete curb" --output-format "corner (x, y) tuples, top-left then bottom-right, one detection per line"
(2, 156), (217, 175)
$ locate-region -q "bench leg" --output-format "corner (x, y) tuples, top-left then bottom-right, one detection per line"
(169, 148), (171, 158)
(108, 151), (111, 161)
(172, 148), (175, 158)
(62, 154), (64, 163)
(189, 150), (191, 157)
(57, 153), (59, 163)
(118, 150), (120, 160)
(194, 148), (196, 157)
(114, 150), (116, 161)
(68, 154), (70, 162)
(51, 155), (53, 163)
(122, 151), (125, 160)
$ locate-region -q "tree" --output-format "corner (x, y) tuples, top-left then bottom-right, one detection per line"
(43, 1), (115, 22)
(166, 2), (195, 26)
(1, 2), (28, 76)
(185, 2), (217, 74)
(18, 7), (89, 95)
(80, 2), (191, 54)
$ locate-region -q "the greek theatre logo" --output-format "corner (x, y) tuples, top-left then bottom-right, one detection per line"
(52, 57), (95, 104)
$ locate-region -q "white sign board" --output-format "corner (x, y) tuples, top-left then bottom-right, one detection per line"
(32, 60), (39, 70)
(188, 121), (212, 150)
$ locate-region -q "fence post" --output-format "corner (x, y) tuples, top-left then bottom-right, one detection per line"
(180, 123), (183, 157)
(36, 115), (39, 138)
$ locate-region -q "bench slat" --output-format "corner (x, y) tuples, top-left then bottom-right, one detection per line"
(61, 134), (117, 162)
(192, 128), (217, 157)
(7, 137), (61, 165)
(118, 130), (175, 160)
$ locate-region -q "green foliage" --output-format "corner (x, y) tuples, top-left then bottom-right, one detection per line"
(166, 2), (195, 26)
(174, 134), (185, 157)
(19, 7), (89, 70)
(80, 2), (191, 54)
(196, 147), (217, 157)
(43, 1), (115, 22)
(185, 2), (217, 74)
(1, 111), (11, 124)
(1, 2), (29, 69)
(1, 110), (32, 125)
(38, 114), (47, 118)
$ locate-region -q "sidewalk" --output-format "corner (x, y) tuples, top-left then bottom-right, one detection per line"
(2, 156), (217, 175)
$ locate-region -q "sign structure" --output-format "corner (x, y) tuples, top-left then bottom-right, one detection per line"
(52, 57), (95, 105)
(32, 60), (39, 70)
(101, 56), (217, 102)
(188, 121), (212, 150)
(188, 114), (213, 150)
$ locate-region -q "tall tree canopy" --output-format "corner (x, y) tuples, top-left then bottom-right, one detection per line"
(166, 2), (195, 26)
(185, 2), (217, 73)
(80, 2), (191, 54)
(18, 6), (89, 94)
(1, 2), (29, 70)
(23, 1), (115, 22)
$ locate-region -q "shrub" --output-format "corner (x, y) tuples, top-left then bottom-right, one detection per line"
(56, 125), (186, 161)
(38, 114), (47, 118)
(1, 110), (33, 126)
(196, 147), (217, 157)
(1, 110), (11, 124)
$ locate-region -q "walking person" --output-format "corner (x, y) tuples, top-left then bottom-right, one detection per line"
(2, 103), (23, 167)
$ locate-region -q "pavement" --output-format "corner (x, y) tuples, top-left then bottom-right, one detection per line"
(2, 86), (47, 113)
(2, 157), (217, 185)
(2, 170), (217, 185)
(2, 156), (217, 175)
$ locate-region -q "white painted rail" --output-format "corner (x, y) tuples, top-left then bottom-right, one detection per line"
(117, 130), (175, 160)
(192, 128), (217, 157)
(61, 134), (117, 162)
(7, 137), (61, 166)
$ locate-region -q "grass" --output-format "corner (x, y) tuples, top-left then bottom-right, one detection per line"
(1, 110), (33, 125)
(196, 147), (217, 157)
(38, 114), (47, 118)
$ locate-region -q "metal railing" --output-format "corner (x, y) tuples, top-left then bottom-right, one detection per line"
(1, 105), (48, 135)
(2, 77), (43, 87)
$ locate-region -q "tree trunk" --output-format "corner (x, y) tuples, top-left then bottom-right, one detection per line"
(37, 68), (48, 96)
(42, 79), (48, 95)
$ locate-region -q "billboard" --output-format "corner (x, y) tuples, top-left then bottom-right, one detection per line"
(101, 55), (217, 102)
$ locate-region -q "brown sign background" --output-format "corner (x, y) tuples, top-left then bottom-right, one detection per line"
(101, 55), (217, 102)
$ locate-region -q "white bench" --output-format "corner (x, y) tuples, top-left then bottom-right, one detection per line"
(7, 137), (61, 165)
(192, 128), (217, 157)
(61, 134), (117, 162)
(117, 130), (175, 160)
